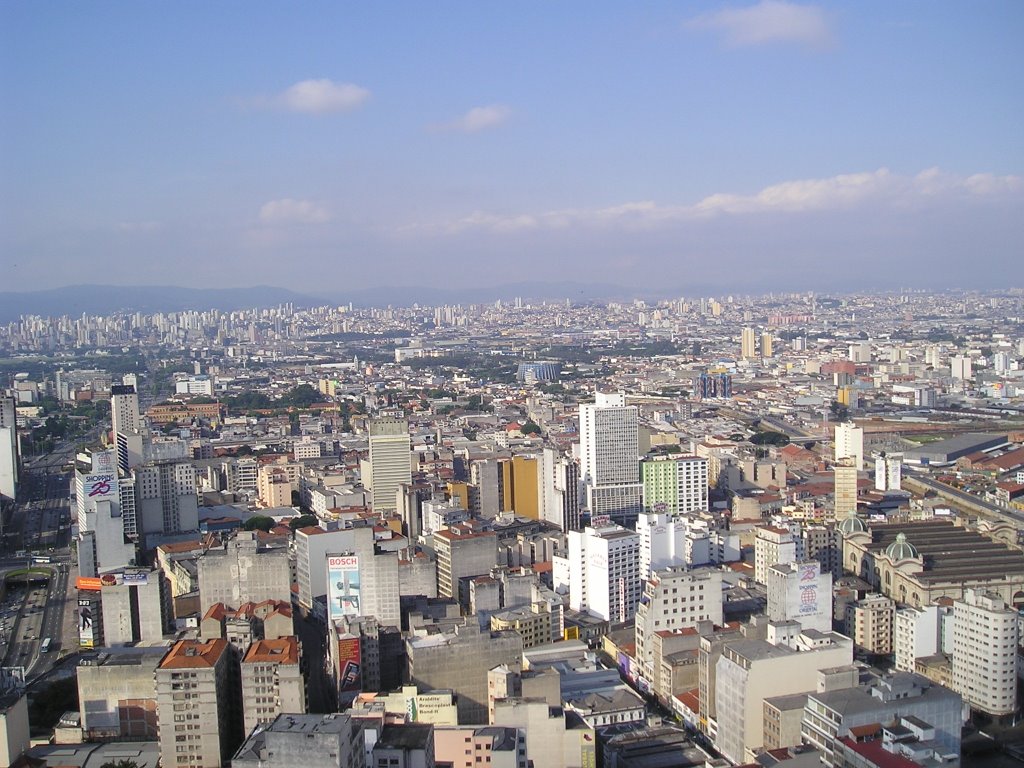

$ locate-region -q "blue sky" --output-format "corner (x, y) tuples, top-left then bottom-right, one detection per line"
(1, 2), (1022, 296)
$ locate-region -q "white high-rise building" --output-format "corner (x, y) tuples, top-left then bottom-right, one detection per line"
(637, 511), (738, 579)
(874, 452), (902, 492)
(540, 447), (581, 532)
(766, 560), (832, 633)
(0, 395), (18, 502)
(578, 392), (642, 524)
(834, 422), (864, 470)
(950, 355), (972, 381)
(76, 450), (135, 577)
(741, 327), (757, 360)
(754, 525), (803, 585)
(132, 460), (200, 537)
(557, 522), (640, 623)
(634, 567), (723, 680)
(951, 589), (1019, 717)
(367, 417), (411, 514)
(110, 384), (141, 437)
(893, 604), (943, 672)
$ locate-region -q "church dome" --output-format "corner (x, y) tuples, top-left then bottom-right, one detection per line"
(885, 532), (920, 561)
(837, 516), (867, 536)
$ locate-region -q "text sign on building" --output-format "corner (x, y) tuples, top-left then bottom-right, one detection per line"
(327, 554), (361, 620)
(798, 564), (819, 615)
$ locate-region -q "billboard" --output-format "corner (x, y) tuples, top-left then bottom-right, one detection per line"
(327, 554), (361, 621)
(78, 595), (99, 649)
(797, 563), (820, 616)
(337, 634), (362, 693)
(83, 472), (118, 502)
(98, 569), (150, 587)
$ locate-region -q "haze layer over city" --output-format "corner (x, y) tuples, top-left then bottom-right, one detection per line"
(2, 3), (1024, 768)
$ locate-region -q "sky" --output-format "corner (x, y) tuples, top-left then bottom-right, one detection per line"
(1, 1), (1022, 297)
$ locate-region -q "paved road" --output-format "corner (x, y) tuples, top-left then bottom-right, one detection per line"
(1, 444), (78, 680)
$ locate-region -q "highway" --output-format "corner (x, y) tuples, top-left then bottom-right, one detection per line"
(0, 436), (80, 681)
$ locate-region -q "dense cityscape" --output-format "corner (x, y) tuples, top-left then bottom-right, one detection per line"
(0, 289), (1021, 767)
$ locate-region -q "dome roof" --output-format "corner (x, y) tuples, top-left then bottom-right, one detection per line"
(885, 532), (920, 561)
(837, 516), (867, 536)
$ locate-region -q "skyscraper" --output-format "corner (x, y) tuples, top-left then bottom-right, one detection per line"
(110, 383), (141, 437)
(0, 395), (17, 502)
(741, 327), (757, 360)
(951, 589), (1019, 717)
(578, 392), (641, 525)
(833, 459), (859, 519)
(834, 421), (864, 470)
(368, 417), (411, 514)
(76, 449), (135, 577)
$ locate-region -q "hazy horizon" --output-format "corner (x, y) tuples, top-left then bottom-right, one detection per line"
(2, 2), (1022, 294)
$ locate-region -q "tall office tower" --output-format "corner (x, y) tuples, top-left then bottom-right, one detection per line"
(714, 632), (853, 764)
(197, 532), (291, 612)
(76, 450), (135, 577)
(0, 395), (17, 502)
(634, 567), (723, 681)
(951, 589), (1019, 717)
(406, 620), (524, 724)
(156, 639), (236, 768)
(540, 448), (581, 532)
(578, 392), (642, 525)
(741, 327), (757, 360)
(833, 459), (859, 519)
(499, 455), (540, 519)
(760, 332), (773, 359)
(470, 458), (501, 519)
(831, 423), (864, 473)
(766, 560), (832, 633)
(833, 421), (864, 470)
(874, 452), (903, 492)
(110, 384), (141, 437)
(753, 525), (803, 585)
(893, 604), (948, 673)
(950, 354), (972, 382)
(641, 454), (708, 515)
(638, 511), (739, 578)
(994, 351), (1012, 374)
(133, 460), (200, 538)
(845, 593), (896, 656)
(240, 637), (305, 735)
(433, 527), (498, 608)
(231, 714), (363, 768)
(559, 522), (641, 623)
(368, 417), (411, 514)
(848, 341), (872, 363)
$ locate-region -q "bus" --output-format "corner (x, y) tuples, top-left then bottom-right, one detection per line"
(32, 556), (50, 564)
(40, 637), (51, 653)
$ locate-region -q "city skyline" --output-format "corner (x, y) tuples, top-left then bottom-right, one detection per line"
(2, 2), (1022, 294)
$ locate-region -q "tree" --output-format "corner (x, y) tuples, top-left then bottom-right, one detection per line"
(289, 514), (318, 530)
(101, 761), (140, 768)
(750, 430), (790, 447)
(521, 421), (542, 436)
(243, 515), (275, 533)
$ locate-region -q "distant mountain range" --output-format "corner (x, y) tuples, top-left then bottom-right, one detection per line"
(0, 281), (674, 322)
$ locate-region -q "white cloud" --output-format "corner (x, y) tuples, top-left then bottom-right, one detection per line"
(275, 79), (370, 114)
(687, 0), (834, 49)
(436, 104), (512, 133)
(432, 168), (1022, 234)
(259, 199), (332, 224)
